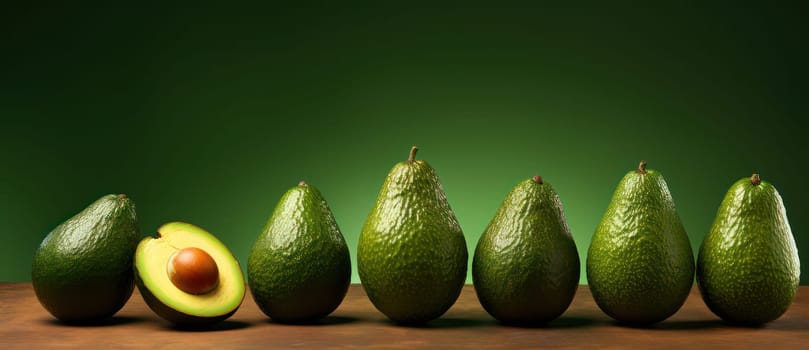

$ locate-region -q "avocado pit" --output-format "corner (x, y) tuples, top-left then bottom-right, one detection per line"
(167, 247), (220, 295)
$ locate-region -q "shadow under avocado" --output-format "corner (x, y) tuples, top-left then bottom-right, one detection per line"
(689, 318), (809, 331)
(388, 317), (495, 329)
(613, 319), (727, 331)
(500, 316), (602, 329)
(754, 319), (809, 331)
(44, 316), (146, 327)
(269, 315), (361, 326)
(169, 320), (251, 332)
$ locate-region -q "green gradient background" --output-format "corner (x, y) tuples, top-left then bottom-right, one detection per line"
(2, 4), (807, 284)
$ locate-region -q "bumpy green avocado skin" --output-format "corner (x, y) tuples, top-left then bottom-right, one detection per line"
(358, 148), (468, 324)
(473, 177), (580, 324)
(32, 194), (140, 323)
(697, 176), (800, 325)
(586, 166), (694, 324)
(248, 182), (351, 323)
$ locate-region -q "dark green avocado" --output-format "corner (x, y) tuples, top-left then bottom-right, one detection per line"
(32, 194), (140, 323)
(586, 161), (694, 324)
(473, 176), (580, 324)
(358, 146), (468, 324)
(248, 181), (351, 323)
(697, 174), (800, 325)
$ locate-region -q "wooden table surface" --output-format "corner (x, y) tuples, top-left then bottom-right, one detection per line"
(0, 283), (806, 349)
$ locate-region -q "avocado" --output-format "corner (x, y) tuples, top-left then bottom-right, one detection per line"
(473, 176), (580, 324)
(697, 174), (800, 324)
(134, 222), (245, 325)
(358, 146), (468, 324)
(32, 194), (139, 323)
(586, 161), (694, 324)
(248, 181), (351, 323)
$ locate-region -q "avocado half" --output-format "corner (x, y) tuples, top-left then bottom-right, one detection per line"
(134, 222), (245, 325)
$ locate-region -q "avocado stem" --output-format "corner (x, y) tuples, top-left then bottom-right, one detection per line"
(637, 160), (648, 174)
(751, 173), (761, 186)
(298, 180), (307, 186)
(408, 146), (419, 163)
(532, 175), (543, 184)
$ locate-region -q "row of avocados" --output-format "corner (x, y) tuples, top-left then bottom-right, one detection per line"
(31, 146), (800, 327)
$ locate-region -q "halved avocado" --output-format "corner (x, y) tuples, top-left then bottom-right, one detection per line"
(134, 222), (245, 325)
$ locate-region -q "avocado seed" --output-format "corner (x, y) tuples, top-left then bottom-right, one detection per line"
(167, 247), (219, 295)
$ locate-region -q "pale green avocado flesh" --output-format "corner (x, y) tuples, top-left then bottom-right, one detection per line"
(135, 222), (245, 325)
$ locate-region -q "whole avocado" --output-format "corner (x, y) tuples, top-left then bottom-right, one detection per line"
(586, 161), (694, 324)
(473, 176), (580, 324)
(32, 194), (140, 323)
(248, 181), (351, 323)
(358, 146), (468, 324)
(697, 174), (800, 325)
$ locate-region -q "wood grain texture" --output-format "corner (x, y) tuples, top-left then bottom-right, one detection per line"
(0, 283), (806, 349)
